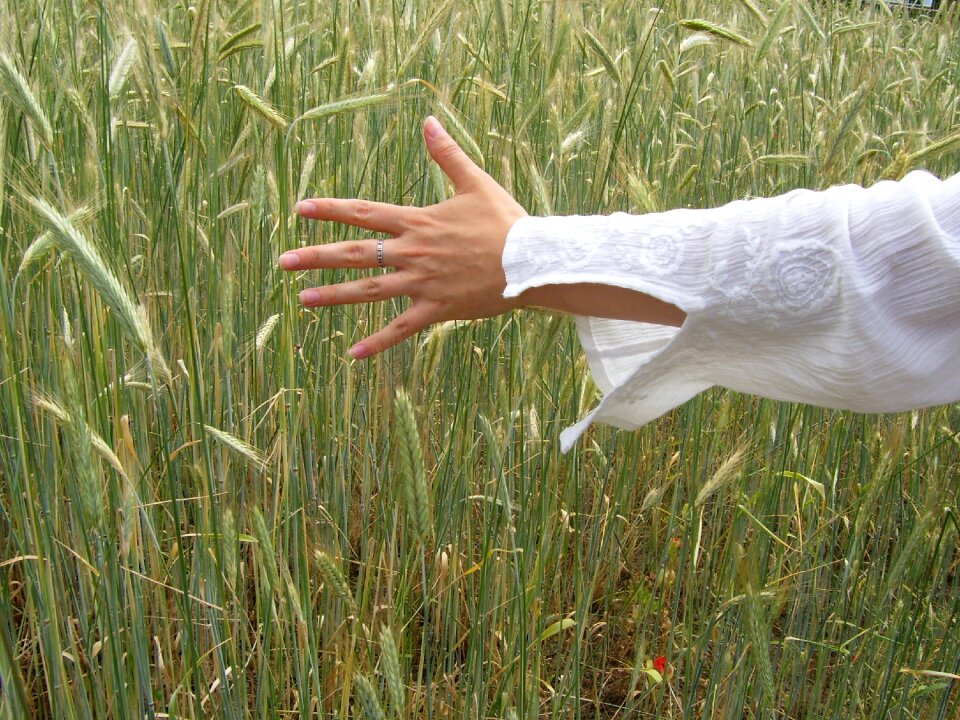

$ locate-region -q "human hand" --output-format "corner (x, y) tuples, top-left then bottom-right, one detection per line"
(279, 116), (528, 359)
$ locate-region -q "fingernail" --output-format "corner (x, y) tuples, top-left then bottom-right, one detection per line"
(424, 116), (443, 140)
(296, 200), (317, 216)
(348, 343), (370, 360)
(279, 252), (300, 270)
(299, 289), (320, 304)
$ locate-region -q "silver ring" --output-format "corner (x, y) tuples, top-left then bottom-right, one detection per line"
(376, 238), (385, 268)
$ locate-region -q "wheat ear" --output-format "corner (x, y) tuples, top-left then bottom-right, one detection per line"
(352, 673), (386, 720)
(250, 508), (280, 592)
(315, 550), (357, 613)
(378, 626), (404, 715)
(745, 583), (776, 705)
(0, 52), (53, 147)
(203, 424), (267, 472)
(393, 389), (432, 543)
(234, 84), (289, 130)
(32, 391), (127, 481)
(27, 196), (171, 382)
(109, 36), (139, 100)
(680, 19), (753, 48)
(695, 447), (746, 507)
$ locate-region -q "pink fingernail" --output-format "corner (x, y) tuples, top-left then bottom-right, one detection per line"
(424, 116), (442, 139)
(299, 289), (320, 304)
(296, 200), (317, 215)
(348, 343), (370, 360)
(279, 252), (300, 269)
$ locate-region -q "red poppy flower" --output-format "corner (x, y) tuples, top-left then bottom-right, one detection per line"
(653, 655), (667, 674)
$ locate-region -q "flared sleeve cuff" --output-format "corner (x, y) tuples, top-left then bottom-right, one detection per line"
(502, 171), (960, 452)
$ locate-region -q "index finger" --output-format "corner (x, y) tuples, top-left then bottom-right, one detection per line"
(296, 198), (415, 235)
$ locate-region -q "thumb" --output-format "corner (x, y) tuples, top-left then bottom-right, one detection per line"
(423, 116), (484, 192)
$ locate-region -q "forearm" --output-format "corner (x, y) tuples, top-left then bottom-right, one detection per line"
(501, 170), (960, 450)
(516, 283), (686, 326)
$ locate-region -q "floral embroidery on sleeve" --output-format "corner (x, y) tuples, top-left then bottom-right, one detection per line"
(709, 228), (840, 328)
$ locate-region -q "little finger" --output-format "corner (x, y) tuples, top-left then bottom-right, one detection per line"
(348, 304), (435, 359)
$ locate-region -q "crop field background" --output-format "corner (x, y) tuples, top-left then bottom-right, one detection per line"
(1, 0), (959, 717)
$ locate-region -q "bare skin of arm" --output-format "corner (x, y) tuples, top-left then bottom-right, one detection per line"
(279, 116), (686, 359)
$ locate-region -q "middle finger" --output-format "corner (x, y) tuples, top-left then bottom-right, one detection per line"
(297, 198), (414, 235)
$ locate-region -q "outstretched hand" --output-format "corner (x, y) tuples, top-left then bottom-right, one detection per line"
(279, 116), (528, 359)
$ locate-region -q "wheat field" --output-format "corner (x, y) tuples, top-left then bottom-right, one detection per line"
(1, 0), (959, 718)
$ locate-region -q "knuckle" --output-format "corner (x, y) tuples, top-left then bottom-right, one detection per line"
(363, 277), (380, 300)
(407, 211), (434, 232)
(345, 242), (365, 263)
(391, 316), (411, 339)
(353, 200), (373, 220)
(398, 243), (428, 261)
(435, 141), (463, 163)
(422, 301), (445, 324)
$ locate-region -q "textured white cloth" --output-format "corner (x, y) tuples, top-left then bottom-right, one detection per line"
(502, 170), (960, 452)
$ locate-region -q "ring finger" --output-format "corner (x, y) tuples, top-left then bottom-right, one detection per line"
(299, 272), (406, 307)
(280, 237), (396, 271)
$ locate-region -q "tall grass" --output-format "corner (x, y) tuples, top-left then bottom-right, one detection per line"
(1, 0), (958, 718)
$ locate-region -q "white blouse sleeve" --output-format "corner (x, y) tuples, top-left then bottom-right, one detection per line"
(501, 170), (960, 452)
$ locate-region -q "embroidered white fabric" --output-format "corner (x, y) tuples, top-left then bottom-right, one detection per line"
(501, 170), (960, 452)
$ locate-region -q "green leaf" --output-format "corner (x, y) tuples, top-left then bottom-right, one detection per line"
(538, 618), (576, 643)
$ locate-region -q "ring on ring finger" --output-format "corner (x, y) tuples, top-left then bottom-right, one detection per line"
(376, 238), (385, 268)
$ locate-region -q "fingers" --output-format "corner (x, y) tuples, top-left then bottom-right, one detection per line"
(279, 238), (390, 270)
(423, 116), (485, 192)
(348, 304), (434, 359)
(299, 273), (403, 307)
(296, 197), (413, 234)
